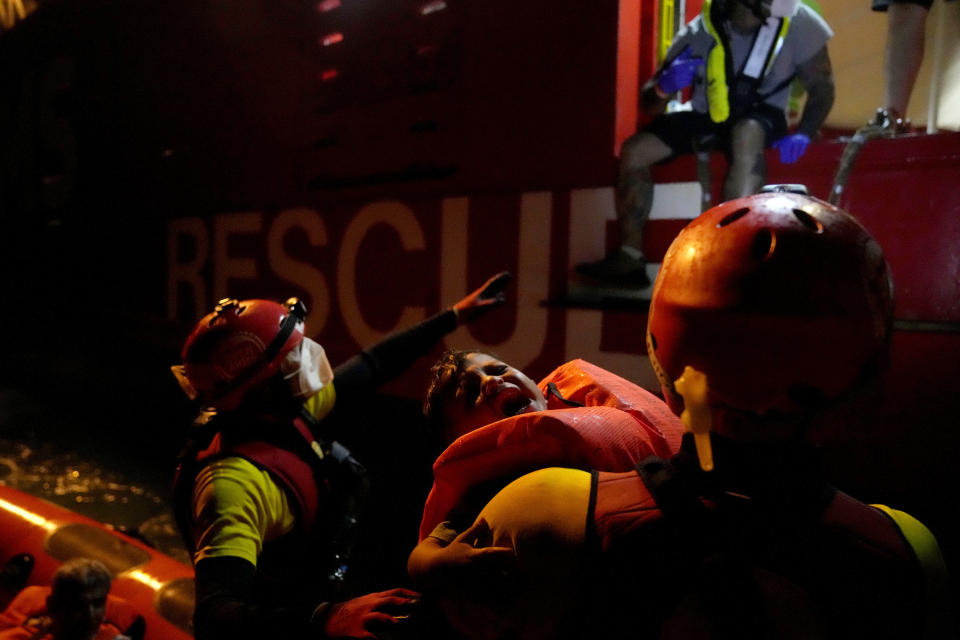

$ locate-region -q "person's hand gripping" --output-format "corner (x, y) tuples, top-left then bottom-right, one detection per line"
(657, 46), (704, 95)
(772, 132), (811, 164)
(452, 272), (512, 324)
(321, 589), (421, 639)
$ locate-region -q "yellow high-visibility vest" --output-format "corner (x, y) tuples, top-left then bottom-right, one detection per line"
(700, 0), (791, 123)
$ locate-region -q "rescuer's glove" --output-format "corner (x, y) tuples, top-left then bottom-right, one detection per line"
(773, 132), (811, 164)
(452, 271), (512, 324)
(320, 589), (420, 639)
(657, 47), (704, 95)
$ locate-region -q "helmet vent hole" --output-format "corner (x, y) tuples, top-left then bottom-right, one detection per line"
(649, 332), (658, 351)
(750, 228), (776, 262)
(717, 207), (750, 228)
(792, 208), (823, 233)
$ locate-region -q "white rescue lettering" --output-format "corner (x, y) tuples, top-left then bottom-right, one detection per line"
(268, 208), (330, 337)
(337, 201), (427, 346)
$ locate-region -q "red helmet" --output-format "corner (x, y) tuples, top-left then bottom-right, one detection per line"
(175, 297), (307, 410)
(646, 189), (893, 440)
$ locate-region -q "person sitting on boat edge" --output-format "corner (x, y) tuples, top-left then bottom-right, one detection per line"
(576, 0), (834, 289)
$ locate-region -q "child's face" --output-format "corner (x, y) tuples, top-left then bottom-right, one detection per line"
(440, 353), (547, 444)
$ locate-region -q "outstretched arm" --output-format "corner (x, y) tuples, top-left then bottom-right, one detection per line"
(332, 272), (510, 406)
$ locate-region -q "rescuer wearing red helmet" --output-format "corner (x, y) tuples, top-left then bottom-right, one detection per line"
(171, 273), (511, 640)
(426, 190), (953, 639)
(641, 187), (951, 636)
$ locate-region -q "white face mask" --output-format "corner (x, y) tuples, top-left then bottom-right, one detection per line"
(768, 0), (800, 17)
(280, 337), (334, 399)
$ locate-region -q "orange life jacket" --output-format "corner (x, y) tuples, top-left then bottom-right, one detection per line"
(0, 586), (141, 640)
(419, 359), (684, 540)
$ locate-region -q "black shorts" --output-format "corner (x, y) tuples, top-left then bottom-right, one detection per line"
(643, 103), (788, 157)
(872, 0), (953, 10)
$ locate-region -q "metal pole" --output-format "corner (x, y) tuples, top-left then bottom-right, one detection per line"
(926, 0), (947, 133)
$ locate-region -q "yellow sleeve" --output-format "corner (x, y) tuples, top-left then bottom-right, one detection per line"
(872, 504), (955, 639)
(303, 383), (337, 422)
(191, 457), (298, 566)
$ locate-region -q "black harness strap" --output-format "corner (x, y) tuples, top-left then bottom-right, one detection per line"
(707, 1), (796, 122)
(635, 456), (707, 524)
(545, 382), (585, 408)
(635, 456), (777, 640)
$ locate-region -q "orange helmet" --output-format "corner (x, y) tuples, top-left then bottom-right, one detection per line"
(174, 297), (307, 410)
(647, 189), (893, 441)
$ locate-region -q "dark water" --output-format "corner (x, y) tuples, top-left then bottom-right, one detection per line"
(0, 386), (191, 566)
(0, 382), (435, 582)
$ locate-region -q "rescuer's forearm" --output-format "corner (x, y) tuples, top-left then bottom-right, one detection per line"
(796, 47), (835, 139)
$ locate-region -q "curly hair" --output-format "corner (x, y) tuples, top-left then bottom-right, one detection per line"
(422, 349), (472, 436)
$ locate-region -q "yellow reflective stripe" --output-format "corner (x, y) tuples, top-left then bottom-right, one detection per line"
(872, 504), (954, 639)
(766, 17), (790, 76)
(701, 0), (730, 123)
(701, 4), (791, 123)
(659, 0), (676, 65)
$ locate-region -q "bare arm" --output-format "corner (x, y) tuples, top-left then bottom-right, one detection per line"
(407, 536), (453, 589)
(795, 45), (835, 139)
(407, 520), (514, 592)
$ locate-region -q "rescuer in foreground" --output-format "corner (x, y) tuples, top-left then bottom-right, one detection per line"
(577, 0), (835, 288)
(436, 189), (954, 639)
(170, 273), (510, 640)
